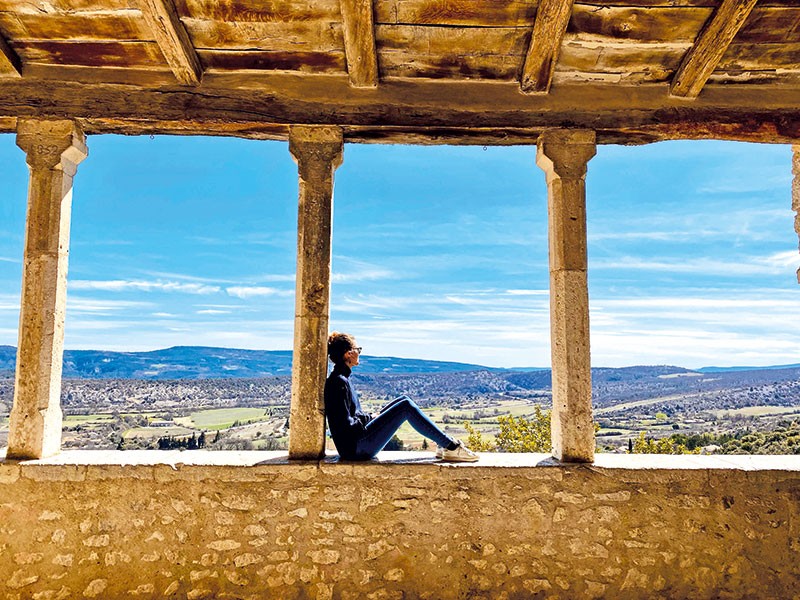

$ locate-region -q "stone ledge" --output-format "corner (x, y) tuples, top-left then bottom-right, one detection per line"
(1, 448), (799, 471)
(0, 447), (796, 598)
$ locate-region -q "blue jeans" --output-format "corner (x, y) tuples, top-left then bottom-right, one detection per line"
(352, 396), (454, 460)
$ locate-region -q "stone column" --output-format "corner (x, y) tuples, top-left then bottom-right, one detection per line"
(793, 145), (800, 284)
(288, 125), (343, 459)
(536, 129), (596, 463)
(7, 120), (88, 460)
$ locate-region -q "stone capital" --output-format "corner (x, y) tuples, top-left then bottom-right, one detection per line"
(289, 125), (344, 174)
(536, 129), (596, 182)
(16, 119), (88, 174)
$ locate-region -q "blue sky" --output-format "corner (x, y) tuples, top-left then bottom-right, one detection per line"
(0, 134), (798, 369)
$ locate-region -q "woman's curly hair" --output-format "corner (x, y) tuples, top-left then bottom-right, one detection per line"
(328, 331), (356, 365)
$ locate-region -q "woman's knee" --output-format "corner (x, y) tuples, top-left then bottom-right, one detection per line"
(396, 397), (418, 411)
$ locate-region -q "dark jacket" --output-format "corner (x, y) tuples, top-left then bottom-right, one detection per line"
(324, 363), (371, 458)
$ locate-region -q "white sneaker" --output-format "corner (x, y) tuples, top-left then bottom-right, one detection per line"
(441, 441), (479, 463)
(435, 446), (444, 459)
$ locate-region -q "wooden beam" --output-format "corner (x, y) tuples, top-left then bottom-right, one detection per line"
(339, 0), (379, 88)
(520, 0), (574, 94)
(138, 0), (202, 86)
(0, 77), (799, 144)
(669, 0), (758, 99)
(0, 33), (22, 78)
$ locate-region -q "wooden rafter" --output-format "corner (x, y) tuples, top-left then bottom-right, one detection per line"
(669, 0), (758, 99)
(520, 0), (574, 94)
(139, 0), (202, 86)
(0, 33), (21, 78)
(339, 0), (378, 88)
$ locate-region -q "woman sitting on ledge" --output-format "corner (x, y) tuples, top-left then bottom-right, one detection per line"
(324, 331), (479, 462)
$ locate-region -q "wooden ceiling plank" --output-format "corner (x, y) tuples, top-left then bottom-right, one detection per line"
(520, 0), (575, 94)
(139, 0), (203, 85)
(340, 0), (379, 87)
(669, 0), (759, 99)
(0, 32), (22, 77)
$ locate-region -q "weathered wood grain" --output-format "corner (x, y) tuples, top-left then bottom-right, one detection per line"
(376, 23), (526, 78)
(14, 41), (165, 68)
(183, 18), (343, 51)
(0, 0), (133, 12)
(199, 49), (346, 72)
(707, 71), (800, 86)
(374, 0), (537, 26)
(340, 0), (378, 87)
(23, 63), (178, 86)
(0, 31), (21, 77)
(0, 76), (797, 143)
(670, 0), (759, 98)
(521, 0), (574, 93)
(577, 0), (795, 6)
(174, 0), (341, 22)
(737, 7), (800, 43)
(549, 5), (800, 44)
(379, 51), (520, 79)
(558, 39), (688, 76)
(139, 0), (203, 85)
(720, 42), (800, 69)
(570, 6), (711, 42)
(377, 24), (529, 56)
(0, 12), (151, 41)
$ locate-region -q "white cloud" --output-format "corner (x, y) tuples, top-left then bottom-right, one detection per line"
(590, 208), (792, 244)
(696, 171), (791, 195)
(197, 309), (231, 315)
(336, 294), (414, 312)
(63, 320), (295, 352)
(505, 289), (549, 296)
(331, 257), (397, 284)
(255, 274), (296, 283)
(0, 256), (19, 263)
(332, 269), (395, 284)
(592, 251), (799, 276)
(69, 279), (221, 294)
(67, 297), (154, 314)
(141, 270), (239, 284)
(754, 250), (800, 269)
(598, 296), (799, 310)
(226, 286), (280, 299)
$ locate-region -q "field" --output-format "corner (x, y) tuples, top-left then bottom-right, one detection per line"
(175, 407), (271, 430)
(710, 406), (800, 418)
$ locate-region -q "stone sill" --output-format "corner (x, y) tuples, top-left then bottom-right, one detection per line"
(1, 448), (799, 472)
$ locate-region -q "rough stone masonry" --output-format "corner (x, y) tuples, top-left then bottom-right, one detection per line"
(0, 451), (798, 599)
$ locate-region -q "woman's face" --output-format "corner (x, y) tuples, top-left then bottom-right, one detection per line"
(344, 342), (361, 367)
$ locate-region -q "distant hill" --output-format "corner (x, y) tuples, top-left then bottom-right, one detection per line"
(699, 363), (800, 373)
(0, 345), (501, 380)
(0, 346), (798, 396)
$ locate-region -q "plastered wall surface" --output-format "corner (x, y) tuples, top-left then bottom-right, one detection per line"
(0, 451), (798, 600)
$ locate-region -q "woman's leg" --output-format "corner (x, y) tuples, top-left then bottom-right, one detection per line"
(355, 397), (454, 459)
(378, 395), (411, 414)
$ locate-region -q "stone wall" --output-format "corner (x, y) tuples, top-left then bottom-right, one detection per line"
(0, 451), (798, 599)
